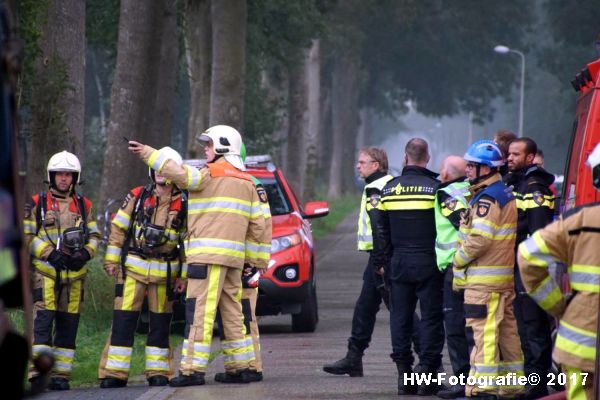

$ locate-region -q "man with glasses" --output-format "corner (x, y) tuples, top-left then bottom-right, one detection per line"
(323, 147), (394, 377)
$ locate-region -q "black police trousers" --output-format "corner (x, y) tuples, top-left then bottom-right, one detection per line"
(389, 251), (444, 369)
(443, 266), (470, 377)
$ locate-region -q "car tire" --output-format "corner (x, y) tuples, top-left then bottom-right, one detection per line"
(291, 282), (318, 333)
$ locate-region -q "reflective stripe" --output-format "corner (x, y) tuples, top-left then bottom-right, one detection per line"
(529, 275), (563, 311)
(188, 197), (253, 217)
(106, 360), (131, 370)
(105, 245), (121, 263)
(519, 232), (557, 267)
(146, 360), (170, 370)
(222, 338), (250, 349)
(186, 165), (202, 189)
(383, 198), (435, 210)
(569, 264), (600, 292)
(246, 241), (271, 261)
(148, 150), (168, 172)
(124, 254), (181, 278)
(223, 351), (256, 363)
(108, 346), (133, 356)
(32, 344), (52, 356)
(454, 247), (472, 267)
(31, 236), (51, 258)
(186, 238), (245, 258)
(435, 240), (456, 251)
(54, 361), (73, 372)
(87, 220), (101, 235)
(465, 266), (513, 277)
(24, 220), (36, 234)
(113, 209), (131, 230)
(472, 363), (498, 374)
(555, 321), (596, 361)
(470, 220), (516, 239)
(146, 346), (169, 357)
(499, 361), (524, 374)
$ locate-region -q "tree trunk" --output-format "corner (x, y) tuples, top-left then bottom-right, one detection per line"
(209, 0), (246, 130)
(99, 0), (177, 207)
(328, 52), (360, 198)
(185, 0), (211, 158)
(356, 108), (369, 150)
(302, 40), (320, 202)
(26, 0), (85, 196)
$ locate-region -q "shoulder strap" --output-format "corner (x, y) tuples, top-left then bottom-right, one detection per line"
(75, 194), (88, 237)
(35, 191), (46, 235)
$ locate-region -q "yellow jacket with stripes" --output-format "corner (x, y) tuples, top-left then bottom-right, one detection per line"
(24, 189), (101, 281)
(140, 146), (269, 270)
(104, 186), (187, 283)
(453, 173), (517, 292)
(518, 203), (600, 372)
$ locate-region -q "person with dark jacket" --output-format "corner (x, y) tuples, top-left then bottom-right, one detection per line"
(373, 138), (443, 396)
(505, 137), (555, 399)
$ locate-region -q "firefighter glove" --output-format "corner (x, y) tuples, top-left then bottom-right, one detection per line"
(66, 249), (91, 271)
(47, 250), (68, 270)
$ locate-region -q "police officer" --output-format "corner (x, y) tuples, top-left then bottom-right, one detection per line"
(434, 156), (470, 399)
(373, 138), (443, 396)
(453, 140), (524, 399)
(129, 125), (268, 386)
(24, 151), (101, 390)
(215, 142), (272, 383)
(323, 147), (394, 377)
(98, 147), (188, 388)
(517, 142), (600, 400)
(505, 137), (555, 398)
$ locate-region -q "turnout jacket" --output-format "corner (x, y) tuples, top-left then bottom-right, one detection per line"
(140, 146), (269, 270)
(104, 185), (187, 283)
(518, 204), (600, 372)
(24, 188), (100, 281)
(249, 175), (272, 269)
(504, 165), (555, 246)
(453, 173), (517, 291)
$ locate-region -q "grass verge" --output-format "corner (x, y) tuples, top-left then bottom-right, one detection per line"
(310, 193), (359, 239)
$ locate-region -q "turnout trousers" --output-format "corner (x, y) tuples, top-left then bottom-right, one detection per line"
(180, 264), (254, 375)
(563, 366), (594, 400)
(30, 271), (83, 380)
(98, 273), (175, 380)
(463, 289), (524, 398)
(242, 287), (262, 372)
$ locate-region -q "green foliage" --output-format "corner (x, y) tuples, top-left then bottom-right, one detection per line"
(310, 191), (359, 239)
(86, 0), (120, 59)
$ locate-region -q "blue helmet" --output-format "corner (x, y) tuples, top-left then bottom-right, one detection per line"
(464, 140), (504, 168)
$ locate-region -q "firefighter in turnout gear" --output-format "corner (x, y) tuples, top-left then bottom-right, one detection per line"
(128, 125), (268, 387)
(434, 156), (471, 399)
(24, 151), (101, 390)
(453, 140), (524, 399)
(372, 138), (443, 396)
(505, 137), (555, 398)
(517, 142), (600, 400)
(98, 147), (188, 389)
(323, 147), (394, 378)
(215, 142), (272, 383)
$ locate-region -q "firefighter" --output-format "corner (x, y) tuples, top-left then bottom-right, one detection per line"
(98, 146), (188, 388)
(24, 151), (101, 390)
(215, 142), (272, 383)
(128, 125), (268, 386)
(517, 142), (600, 400)
(453, 140), (524, 399)
(434, 155), (471, 399)
(323, 147), (394, 377)
(505, 137), (555, 398)
(372, 138), (444, 396)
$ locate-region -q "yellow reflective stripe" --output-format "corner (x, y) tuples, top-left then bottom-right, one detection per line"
(555, 320), (596, 361)
(31, 236), (51, 258)
(121, 274), (137, 310)
(383, 200), (435, 210)
(519, 231), (554, 267)
(85, 238), (98, 254)
(569, 264), (600, 293)
(68, 280), (82, 313)
(148, 150), (167, 172)
(186, 165), (202, 189)
(105, 245), (121, 263)
(33, 259), (87, 280)
(24, 220), (36, 234)
(483, 292), (499, 365)
(113, 209), (131, 230)
(565, 366), (589, 400)
(203, 266), (222, 343)
(454, 247), (472, 267)
(43, 275), (56, 310)
(530, 275), (564, 311)
(156, 282), (166, 313)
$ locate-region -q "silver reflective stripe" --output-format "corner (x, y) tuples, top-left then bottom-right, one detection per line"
(454, 270), (465, 279)
(570, 271), (600, 286)
(223, 351), (255, 363)
(222, 339), (248, 349)
(473, 364), (498, 374)
(54, 348), (75, 358)
(558, 323), (596, 348)
(466, 267), (512, 277)
(106, 360), (130, 369)
(500, 362), (524, 373)
(146, 347), (169, 357)
(186, 166), (202, 188)
(32, 344), (52, 355)
(182, 340), (211, 354)
(146, 360), (170, 369)
(108, 346), (133, 356)
(435, 240), (457, 251)
(530, 276), (558, 304)
(106, 245), (121, 256)
(357, 234), (372, 243)
(187, 239), (245, 252)
(54, 361), (73, 371)
(246, 242), (271, 254)
(522, 236), (558, 266)
(150, 153), (168, 171)
(188, 199), (252, 214)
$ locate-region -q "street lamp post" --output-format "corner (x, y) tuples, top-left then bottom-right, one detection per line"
(494, 45), (525, 137)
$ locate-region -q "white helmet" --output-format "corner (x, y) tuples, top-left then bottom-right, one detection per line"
(149, 146), (183, 180)
(47, 151), (81, 184)
(586, 142), (600, 189)
(198, 125), (245, 171)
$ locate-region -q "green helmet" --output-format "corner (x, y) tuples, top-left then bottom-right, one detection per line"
(240, 142), (247, 162)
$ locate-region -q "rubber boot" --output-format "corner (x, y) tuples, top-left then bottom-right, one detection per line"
(169, 372), (206, 387)
(322, 349), (363, 377)
(48, 377), (70, 391)
(147, 375), (169, 386)
(216, 369), (263, 382)
(396, 363), (416, 395)
(414, 364), (441, 396)
(99, 377), (127, 389)
(213, 368), (253, 384)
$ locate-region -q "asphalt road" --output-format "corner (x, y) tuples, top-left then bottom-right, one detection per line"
(35, 212), (450, 400)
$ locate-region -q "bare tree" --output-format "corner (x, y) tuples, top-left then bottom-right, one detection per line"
(99, 0), (178, 206)
(185, 0), (211, 158)
(209, 0), (246, 129)
(26, 0), (85, 196)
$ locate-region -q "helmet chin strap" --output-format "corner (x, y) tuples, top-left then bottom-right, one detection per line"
(470, 166), (496, 185)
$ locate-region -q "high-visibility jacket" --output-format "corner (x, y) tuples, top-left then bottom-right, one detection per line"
(24, 188), (100, 281)
(104, 185), (187, 283)
(453, 173), (517, 291)
(518, 204), (600, 372)
(141, 147), (268, 269)
(357, 173), (393, 251)
(434, 179), (469, 271)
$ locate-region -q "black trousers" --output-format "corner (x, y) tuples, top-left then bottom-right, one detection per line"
(389, 251), (443, 368)
(514, 266), (553, 380)
(443, 267), (470, 377)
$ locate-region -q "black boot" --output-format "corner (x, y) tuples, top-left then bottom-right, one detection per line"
(323, 349), (363, 377)
(169, 372), (206, 387)
(147, 375), (169, 387)
(396, 363), (416, 395)
(48, 377), (70, 391)
(414, 364), (442, 396)
(99, 377), (127, 389)
(213, 369), (253, 384)
(436, 383), (465, 399)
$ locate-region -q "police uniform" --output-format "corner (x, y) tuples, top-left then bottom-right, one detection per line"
(98, 185), (187, 384)
(518, 204), (600, 400)
(434, 178), (471, 384)
(140, 147), (268, 383)
(24, 188), (100, 381)
(505, 165), (555, 393)
(453, 173), (524, 398)
(373, 165), (443, 395)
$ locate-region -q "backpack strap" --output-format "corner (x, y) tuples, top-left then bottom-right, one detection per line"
(35, 191), (47, 235)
